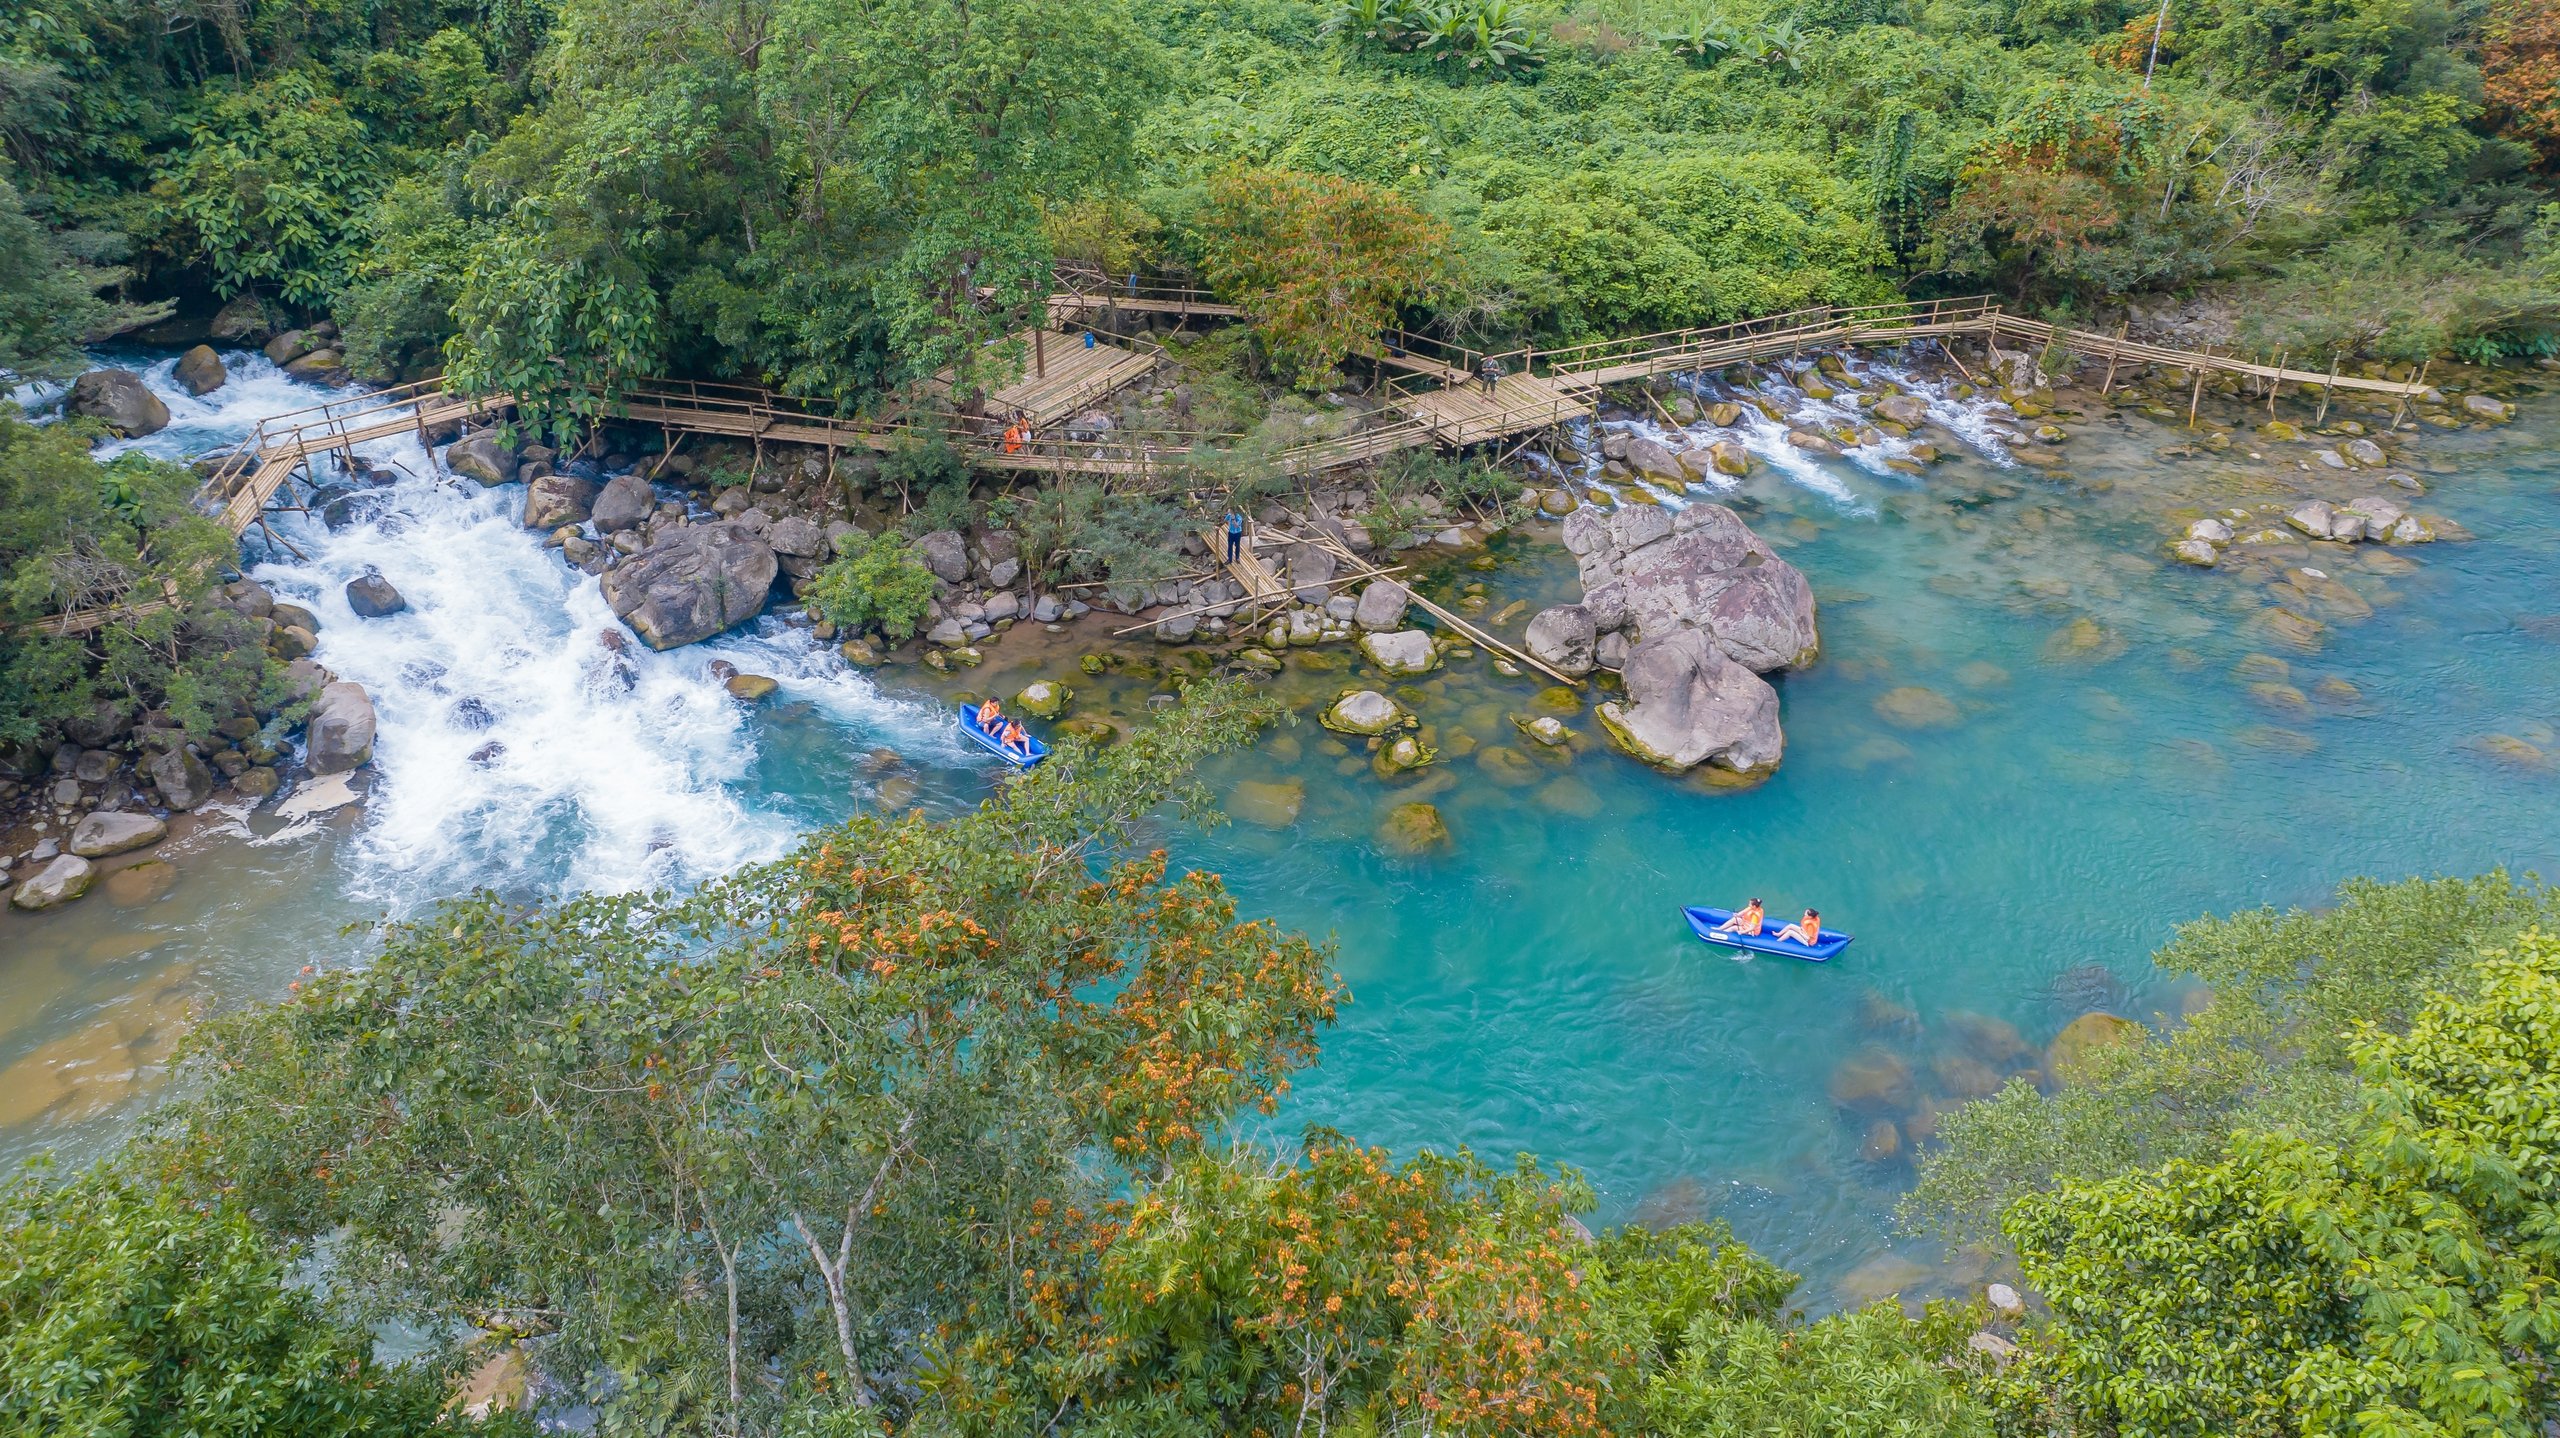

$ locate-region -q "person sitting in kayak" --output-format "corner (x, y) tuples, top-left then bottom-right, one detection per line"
(1775, 908), (1822, 946)
(1000, 720), (1032, 757)
(1715, 899), (1765, 936)
(975, 697), (1002, 731)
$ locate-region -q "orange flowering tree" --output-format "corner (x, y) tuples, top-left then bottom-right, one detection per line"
(1193, 167), (1454, 389)
(2486, 0), (2560, 167)
(916, 1133), (1630, 1437)
(155, 680), (1341, 1436)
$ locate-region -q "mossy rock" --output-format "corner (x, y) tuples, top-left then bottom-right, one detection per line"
(1872, 686), (1961, 730)
(1529, 686), (1584, 717)
(1376, 801), (1451, 857)
(1235, 648), (1284, 674)
(1292, 648), (1349, 673)
(1078, 653), (1109, 675)
(1322, 690), (1406, 736)
(1015, 680), (1071, 719)
(1474, 745), (1541, 786)
(1372, 733), (1437, 777)
(1055, 717), (1122, 747)
(725, 674), (780, 701)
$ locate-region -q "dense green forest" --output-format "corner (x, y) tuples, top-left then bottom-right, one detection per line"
(7, 690), (2557, 1434)
(5, 0), (2559, 408)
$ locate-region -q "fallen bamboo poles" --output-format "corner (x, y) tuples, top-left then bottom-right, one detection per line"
(1284, 521), (1585, 689)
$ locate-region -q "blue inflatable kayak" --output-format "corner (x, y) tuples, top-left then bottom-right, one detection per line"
(958, 705), (1048, 767)
(1684, 906), (1852, 962)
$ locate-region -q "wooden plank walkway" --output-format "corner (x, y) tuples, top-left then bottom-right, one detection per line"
(921, 326), (1160, 428)
(1198, 525), (1290, 610)
(1399, 371), (1594, 447)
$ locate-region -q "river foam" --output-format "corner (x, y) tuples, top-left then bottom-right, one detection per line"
(93, 350), (959, 907)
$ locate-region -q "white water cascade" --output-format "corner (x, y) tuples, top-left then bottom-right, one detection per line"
(69, 348), (968, 909)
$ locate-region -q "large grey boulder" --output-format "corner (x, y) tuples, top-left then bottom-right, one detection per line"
(522, 473), (597, 529)
(1595, 628), (1784, 773)
(70, 810), (166, 858)
(1570, 503), (1817, 672)
(768, 515), (827, 559)
(1358, 628), (1438, 675)
(446, 433), (519, 486)
(1875, 393), (1929, 428)
(600, 522), (778, 649)
(148, 746), (216, 810)
(175, 345), (228, 396)
(1354, 578), (1410, 633)
(345, 573), (406, 618)
(1284, 542), (1338, 604)
(208, 293), (280, 344)
(914, 530), (970, 584)
(589, 474), (657, 534)
(10, 854), (94, 911)
(307, 682), (377, 774)
(1524, 605), (1597, 677)
(68, 370), (169, 436)
(1625, 436), (1684, 481)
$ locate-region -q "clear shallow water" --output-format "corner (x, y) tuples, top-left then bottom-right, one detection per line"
(6, 349), (2558, 1307)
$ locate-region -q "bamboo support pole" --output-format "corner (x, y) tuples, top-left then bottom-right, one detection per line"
(2315, 355), (2339, 426)
(2267, 352), (2286, 415)
(2188, 355), (2207, 428)
(2100, 322), (2128, 395)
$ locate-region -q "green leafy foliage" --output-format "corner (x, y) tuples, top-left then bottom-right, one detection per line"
(152, 685), (1344, 1433)
(0, 405), (273, 746)
(802, 530), (939, 640)
(152, 71), (387, 306)
(0, 1164), (459, 1437)
(1996, 929), (2560, 1436)
(1193, 167), (1453, 388)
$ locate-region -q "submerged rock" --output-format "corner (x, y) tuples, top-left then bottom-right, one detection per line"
(1228, 778), (1305, 828)
(1376, 801), (1451, 856)
(1873, 686), (1960, 730)
(2048, 1012), (2140, 1079)
(1594, 628), (1782, 774)
(600, 522), (778, 649)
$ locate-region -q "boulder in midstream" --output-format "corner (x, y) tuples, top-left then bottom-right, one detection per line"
(600, 522), (779, 649)
(1594, 628), (1782, 774)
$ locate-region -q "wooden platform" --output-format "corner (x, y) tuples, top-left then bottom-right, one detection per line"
(924, 326), (1159, 428)
(1399, 372), (1593, 447)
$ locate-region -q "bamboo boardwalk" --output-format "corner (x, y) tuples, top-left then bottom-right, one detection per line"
(35, 293), (2435, 636)
(1197, 525), (1291, 611)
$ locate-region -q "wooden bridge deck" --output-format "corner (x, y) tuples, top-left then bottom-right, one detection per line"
(1198, 525), (1290, 611)
(921, 326), (1160, 429)
(1399, 371), (1594, 447)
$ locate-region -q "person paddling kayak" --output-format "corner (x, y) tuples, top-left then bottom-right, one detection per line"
(1713, 899), (1765, 936)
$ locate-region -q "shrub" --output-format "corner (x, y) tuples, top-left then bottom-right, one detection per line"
(803, 530), (940, 640)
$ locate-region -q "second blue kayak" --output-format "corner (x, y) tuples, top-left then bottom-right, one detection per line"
(1683, 905), (1853, 962)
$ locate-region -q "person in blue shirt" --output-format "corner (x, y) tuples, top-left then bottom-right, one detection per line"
(1224, 508), (1245, 564)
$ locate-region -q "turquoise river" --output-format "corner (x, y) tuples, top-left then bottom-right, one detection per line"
(5, 347), (2558, 1307)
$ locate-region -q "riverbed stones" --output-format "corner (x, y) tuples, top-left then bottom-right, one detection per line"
(147, 747), (215, 810)
(69, 811), (165, 858)
(1354, 578), (1411, 632)
(345, 572), (407, 618)
(1827, 1047), (1914, 1115)
(1873, 686), (1961, 730)
(307, 681), (377, 773)
(1374, 732), (1434, 775)
(1377, 801), (1450, 856)
(1517, 715), (1573, 747)
(1524, 605), (1598, 677)
(68, 370), (169, 437)
(2172, 538), (2219, 567)
(10, 854), (94, 911)
(601, 522), (778, 648)
(1876, 393), (1929, 428)
(1359, 628), (1438, 676)
(1596, 628), (1783, 774)
(1016, 680), (1070, 718)
(174, 344), (227, 396)
(2463, 393), (2513, 422)
(446, 433), (519, 486)
(589, 473), (657, 534)
(1323, 689), (1405, 736)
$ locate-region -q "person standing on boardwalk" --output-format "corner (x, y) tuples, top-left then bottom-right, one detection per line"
(1479, 354), (1502, 394)
(1225, 506), (1245, 564)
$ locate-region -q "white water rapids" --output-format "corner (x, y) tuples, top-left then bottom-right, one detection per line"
(55, 347), (963, 908)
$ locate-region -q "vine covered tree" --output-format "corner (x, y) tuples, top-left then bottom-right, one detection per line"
(1193, 167), (1453, 389)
